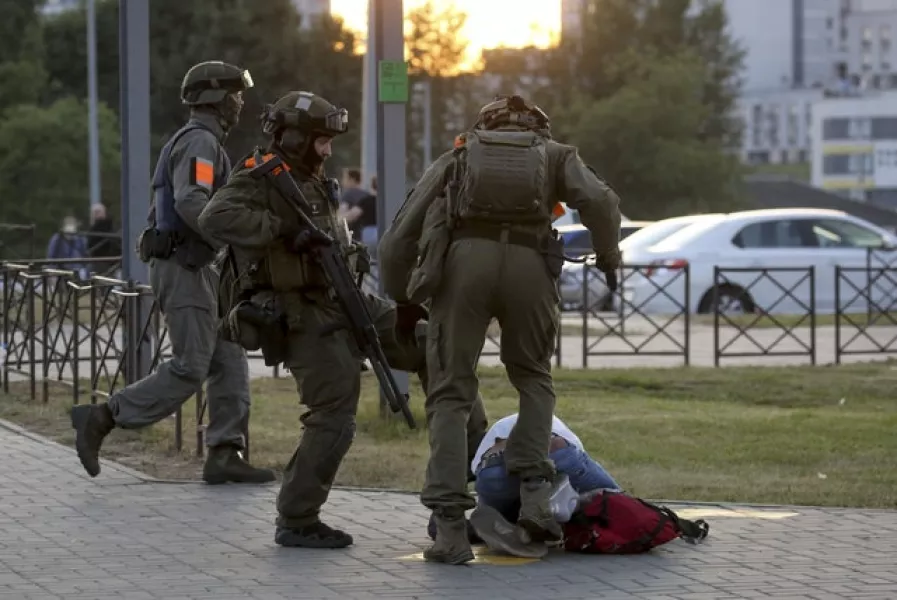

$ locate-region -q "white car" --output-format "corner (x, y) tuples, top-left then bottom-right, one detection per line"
(558, 214), (723, 311)
(620, 208), (897, 315)
(552, 203), (632, 228)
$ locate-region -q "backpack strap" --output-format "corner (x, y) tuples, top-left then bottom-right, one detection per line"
(638, 499), (710, 545)
(445, 145), (465, 230)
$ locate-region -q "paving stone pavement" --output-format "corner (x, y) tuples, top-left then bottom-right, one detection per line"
(1, 421), (896, 600)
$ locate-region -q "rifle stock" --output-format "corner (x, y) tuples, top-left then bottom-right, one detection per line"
(248, 153), (416, 429)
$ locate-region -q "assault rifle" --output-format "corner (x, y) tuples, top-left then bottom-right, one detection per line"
(248, 152), (416, 429)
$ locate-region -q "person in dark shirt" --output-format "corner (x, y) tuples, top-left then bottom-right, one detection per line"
(86, 204), (121, 257)
(339, 168), (368, 219)
(353, 175), (377, 242)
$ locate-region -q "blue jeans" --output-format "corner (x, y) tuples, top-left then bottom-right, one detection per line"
(474, 444), (620, 523)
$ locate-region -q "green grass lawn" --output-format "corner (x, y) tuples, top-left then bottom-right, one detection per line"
(1, 363), (895, 508)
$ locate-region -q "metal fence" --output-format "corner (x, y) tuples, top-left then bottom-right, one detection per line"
(5, 253), (897, 453)
(712, 266), (816, 366)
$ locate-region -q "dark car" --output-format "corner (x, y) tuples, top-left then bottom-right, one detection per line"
(557, 221), (654, 258)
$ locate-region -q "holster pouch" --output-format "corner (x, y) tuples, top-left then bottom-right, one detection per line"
(541, 230), (566, 279)
(226, 301), (289, 366)
(173, 237), (217, 272)
(137, 227), (174, 263)
(350, 242), (372, 275)
(406, 195), (453, 304)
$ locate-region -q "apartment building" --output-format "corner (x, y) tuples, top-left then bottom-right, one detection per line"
(41, 0), (79, 16)
(811, 91), (897, 207)
(292, 0), (331, 28)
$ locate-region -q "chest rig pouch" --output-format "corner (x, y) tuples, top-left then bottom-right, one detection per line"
(262, 171), (352, 292)
(457, 130), (549, 225)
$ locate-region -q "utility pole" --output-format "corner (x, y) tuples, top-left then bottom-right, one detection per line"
(86, 0), (101, 211)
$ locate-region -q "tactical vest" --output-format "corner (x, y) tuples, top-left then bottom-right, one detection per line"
(149, 123), (231, 235)
(245, 153), (352, 292)
(455, 129), (550, 226)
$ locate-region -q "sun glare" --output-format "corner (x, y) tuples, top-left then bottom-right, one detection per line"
(330, 0), (561, 70)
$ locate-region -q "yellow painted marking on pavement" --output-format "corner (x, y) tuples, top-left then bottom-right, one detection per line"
(399, 545), (541, 565)
(676, 507), (799, 520)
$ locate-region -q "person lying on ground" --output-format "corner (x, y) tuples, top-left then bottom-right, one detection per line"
(467, 412), (622, 557)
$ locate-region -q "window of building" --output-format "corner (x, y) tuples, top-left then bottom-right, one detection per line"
(872, 117), (897, 138)
(847, 152), (875, 175)
(882, 24), (893, 51)
(751, 104), (763, 147)
(848, 117), (872, 139)
(863, 51), (874, 69)
(823, 118), (849, 140)
(787, 105), (800, 146)
(766, 105), (780, 147)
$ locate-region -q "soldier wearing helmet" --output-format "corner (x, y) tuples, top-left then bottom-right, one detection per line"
(71, 61), (276, 487)
(197, 90), (490, 550)
(379, 95), (623, 564)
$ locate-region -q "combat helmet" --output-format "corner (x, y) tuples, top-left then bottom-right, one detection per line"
(261, 91), (348, 138)
(261, 91), (348, 160)
(180, 61), (254, 106)
(474, 94), (550, 133)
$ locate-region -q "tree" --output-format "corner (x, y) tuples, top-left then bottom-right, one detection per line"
(41, 0), (364, 169)
(557, 50), (745, 217)
(0, 97), (121, 247)
(526, 0), (747, 215)
(288, 14), (364, 173)
(42, 0), (120, 111)
(0, 0), (47, 114)
(404, 1), (470, 179)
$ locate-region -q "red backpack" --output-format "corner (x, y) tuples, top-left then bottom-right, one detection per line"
(562, 491), (710, 554)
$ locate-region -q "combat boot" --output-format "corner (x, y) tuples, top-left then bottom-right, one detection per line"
(423, 513), (475, 565)
(517, 477), (563, 543)
(202, 445), (276, 484)
(275, 522), (354, 549)
(469, 504), (547, 559)
(70, 402), (115, 477)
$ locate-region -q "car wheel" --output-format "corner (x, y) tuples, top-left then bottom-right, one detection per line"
(698, 284), (755, 315)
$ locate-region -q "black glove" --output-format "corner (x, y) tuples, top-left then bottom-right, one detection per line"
(395, 303), (429, 336)
(594, 248), (622, 293)
(352, 243), (372, 275)
(603, 269), (618, 293)
(287, 229), (333, 254)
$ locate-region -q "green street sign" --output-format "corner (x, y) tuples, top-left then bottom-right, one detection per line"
(378, 60), (409, 103)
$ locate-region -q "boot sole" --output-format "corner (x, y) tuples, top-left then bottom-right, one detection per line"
(203, 475), (277, 485)
(469, 505), (548, 559)
(276, 539), (353, 549)
(423, 549), (475, 565)
(275, 535), (353, 549)
(70, 406), (100, 478)
(517, 516), (563, 544)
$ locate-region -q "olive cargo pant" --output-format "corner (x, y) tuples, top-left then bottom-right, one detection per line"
(422, 237), (559, 516)
(276, 293), (488, 529)
(107, 258), (250, 449)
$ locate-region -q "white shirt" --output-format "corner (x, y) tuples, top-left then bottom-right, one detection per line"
(471, 413), (585, 473)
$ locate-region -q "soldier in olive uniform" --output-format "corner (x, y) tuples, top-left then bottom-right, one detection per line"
(70, 61), (275, 485)
(196, 90), (488, 549)
(378, 95), (623, 564)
